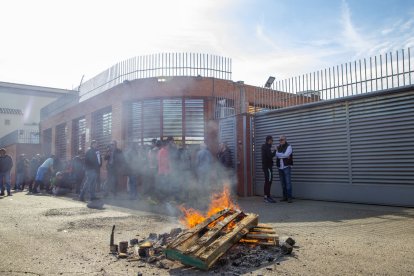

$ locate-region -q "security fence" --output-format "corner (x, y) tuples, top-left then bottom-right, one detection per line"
(78, 53), (232, 101)
(0, 128), (40, 147)
(253, 47), (414, 111)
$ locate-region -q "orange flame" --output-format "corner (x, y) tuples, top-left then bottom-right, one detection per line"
(179, 186), (239, 228)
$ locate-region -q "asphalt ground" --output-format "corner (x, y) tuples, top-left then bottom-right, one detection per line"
(0, 191), (413, 275)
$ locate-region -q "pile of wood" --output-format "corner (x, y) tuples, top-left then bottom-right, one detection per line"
(165, 208), (278, 270)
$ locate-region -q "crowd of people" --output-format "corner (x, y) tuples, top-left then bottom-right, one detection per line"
(0, 138), (234, 206)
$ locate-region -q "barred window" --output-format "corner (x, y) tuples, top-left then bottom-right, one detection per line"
(163, 99), (183, 144)
(72, 117), (86, 157)
(43, 128), (52, 157)
(55, 123), (67, 162)
(185, 99), (205, 144)
(126, 98), (205, 145)
(127, 102), (143, 144)
(142, 99), (161, 144)
(92, 107), (112, 154)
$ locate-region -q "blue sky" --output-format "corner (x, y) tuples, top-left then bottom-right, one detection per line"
(0, 0), (413, 89)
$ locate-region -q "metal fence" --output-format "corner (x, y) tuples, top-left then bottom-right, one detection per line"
(0, 129), (40, 147)
(78, 53), (232, 101)
(254, 47), (414, 111)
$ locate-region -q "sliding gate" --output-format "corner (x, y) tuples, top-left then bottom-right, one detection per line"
(254, 86), (414, 206)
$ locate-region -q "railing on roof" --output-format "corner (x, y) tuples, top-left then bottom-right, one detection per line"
(40, 93), (79, 120)
(253, 47), (414, 112)
(78, 53), (232, 101)
(0, 128), (40, 147)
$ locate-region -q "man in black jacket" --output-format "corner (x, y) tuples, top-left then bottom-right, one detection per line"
(0, 148), (13, 196)
(104, 140), (124, 197)
(217, 142), (232, 168)
(261, 136), (276, 203)
(80, 140), (100, 201)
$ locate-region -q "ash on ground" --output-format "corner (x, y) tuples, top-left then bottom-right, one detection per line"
(114, 228), (295, 274)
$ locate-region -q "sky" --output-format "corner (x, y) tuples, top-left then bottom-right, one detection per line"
(0, 0), (413, 90)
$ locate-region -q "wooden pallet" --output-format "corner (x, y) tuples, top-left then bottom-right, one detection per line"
(239, 223), (279, 246)
(165, 209), (259, 270)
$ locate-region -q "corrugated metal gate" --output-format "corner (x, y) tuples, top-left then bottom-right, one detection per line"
(218, 116), (237, 169)
(254, 87), (414, 206)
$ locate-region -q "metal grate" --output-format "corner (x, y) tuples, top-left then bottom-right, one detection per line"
(92, 107), (112, 154)
(72, 117), (86, 157)
(42, 128), (52, 157)
(126, 98), (205, 145)
(142, 100), (161, 144)
(163, 99), (183, 143)
(127, 102), (143, 144)
(55, 123), (67, 162)
(184, 99), (205, 144)
(253, 86), (414, 206)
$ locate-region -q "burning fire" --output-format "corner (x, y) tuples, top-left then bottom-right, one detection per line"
(179, 186), (239, 228)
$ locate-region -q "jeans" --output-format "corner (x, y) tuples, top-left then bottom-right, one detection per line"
(80, 169), (97, 200)
(262, 166), (273, 197)
(127, 175), (137, 198)
(0, 171), (11, 194)
(104, 168), (118, 195)
(279, 167), (292, 199)
(15, 172), (25, 189)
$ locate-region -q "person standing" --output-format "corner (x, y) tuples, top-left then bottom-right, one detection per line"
(217, 142), (232, 169)
(146, 139), (160, 200)
(195, 143), (213, 193)
(157, 141), (171, 200)
(276, 135), (294, 203)
(124, 142), (141, 200)
(71, 155), (85, 194)
(104, 140), (124, 197)
(14, 154), (29, 191)
(261, 136), (276, 203)
(0, 148), (13, 196)
(80, 140), (100, 201)
(28, 154), (41, 193)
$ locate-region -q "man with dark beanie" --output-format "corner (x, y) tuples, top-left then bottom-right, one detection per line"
(261, 136), (276, 203)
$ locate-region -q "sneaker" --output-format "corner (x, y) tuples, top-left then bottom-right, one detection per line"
(280, 197), (288, 202)
(264, 197), (276, 203)
(288, 198), (293, 203)
(0, 192), (4, 196)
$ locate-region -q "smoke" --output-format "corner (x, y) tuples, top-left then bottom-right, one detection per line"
(99, 141), (238, 223)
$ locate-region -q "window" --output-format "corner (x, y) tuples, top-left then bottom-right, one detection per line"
(55, 123), (67, 162)
(142, 100), (161, 144)
(163, 99), (183, 144)
(185, 99), (205, 144)
(92, 107), (112, 154)
(72, 117), (86, 157)
(127, 102), (143, 144)
(43, 128), (52, 157)
(126, 98), (205, 145)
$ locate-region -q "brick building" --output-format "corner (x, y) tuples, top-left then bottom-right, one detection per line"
(39, 53), (313, 195)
